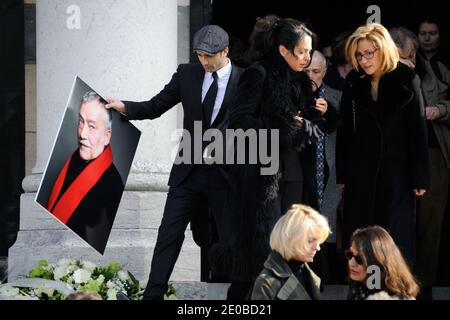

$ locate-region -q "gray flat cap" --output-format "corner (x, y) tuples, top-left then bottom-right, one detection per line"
(193, 25), (229, 55)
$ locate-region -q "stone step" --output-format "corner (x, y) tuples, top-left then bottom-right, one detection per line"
(206, 284), (350, 300)
(173, 283), (350, 300)
(433, 287), (450, 300)
(171, 282), (450, 300)
(172, 282), (207, 300)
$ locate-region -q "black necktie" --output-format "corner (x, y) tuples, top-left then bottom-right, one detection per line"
(203, 71), (218, 127)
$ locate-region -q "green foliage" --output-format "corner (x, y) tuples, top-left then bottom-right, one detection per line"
(28, 260), (53, 280)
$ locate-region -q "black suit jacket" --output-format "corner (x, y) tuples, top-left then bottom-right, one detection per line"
(124, 62), (243, 187)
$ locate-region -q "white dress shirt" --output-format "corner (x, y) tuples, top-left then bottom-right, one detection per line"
(201, 58), (232, 125)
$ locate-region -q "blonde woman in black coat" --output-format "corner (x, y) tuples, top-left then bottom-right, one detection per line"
(251, 204), (330, 300)
(336, 23), (430, 264)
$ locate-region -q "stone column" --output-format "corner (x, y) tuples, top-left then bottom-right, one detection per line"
(10, 0), (200, 284)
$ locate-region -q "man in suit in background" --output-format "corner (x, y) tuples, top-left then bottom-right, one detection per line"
(106, 25), (242, 300)
(47, 91), (124, 254)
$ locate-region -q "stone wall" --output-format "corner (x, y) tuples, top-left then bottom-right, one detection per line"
(10, 0), (200, 285)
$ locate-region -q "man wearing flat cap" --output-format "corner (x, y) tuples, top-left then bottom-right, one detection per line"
(106, 25), (242, 300)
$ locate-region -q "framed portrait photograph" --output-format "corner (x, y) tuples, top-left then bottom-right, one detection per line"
(35, 77), (141, 254)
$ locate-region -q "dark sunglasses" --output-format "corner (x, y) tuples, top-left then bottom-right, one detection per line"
(345, 250), (364, 265)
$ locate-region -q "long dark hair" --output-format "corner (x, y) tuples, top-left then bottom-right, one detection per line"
(351, 226), (420, 298)
(241, 15), (317, 66)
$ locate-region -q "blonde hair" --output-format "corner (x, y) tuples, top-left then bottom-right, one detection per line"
(346, 23), (399, 76)
(270, 204), (330, 261)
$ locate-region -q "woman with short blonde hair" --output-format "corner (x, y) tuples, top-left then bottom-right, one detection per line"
(270, 204), (330, 261)
(251, 204), (330, 300)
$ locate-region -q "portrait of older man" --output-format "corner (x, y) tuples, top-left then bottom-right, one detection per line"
(46, 91), (124, 254)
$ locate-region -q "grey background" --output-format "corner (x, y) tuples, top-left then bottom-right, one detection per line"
(36, 77), (141, 206)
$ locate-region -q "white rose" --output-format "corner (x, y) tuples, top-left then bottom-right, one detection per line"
(107, 288), (118, 300)
(73, 269), (92, 284)
(54, 266), (68, 281)
(106, 280), (114, 289)
(82, 261), (97, 273)
(66, 265), (76, 274)
(118, 271), (129, 282)
(57, 259), (72, 267)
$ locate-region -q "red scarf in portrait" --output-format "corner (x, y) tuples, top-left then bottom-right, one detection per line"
(46, 145), (113, 224)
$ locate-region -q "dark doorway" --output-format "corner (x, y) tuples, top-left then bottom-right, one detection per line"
(211, 0), (450, 59)
(0, 0), (25, 282)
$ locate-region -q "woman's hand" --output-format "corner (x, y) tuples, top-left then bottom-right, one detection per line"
(414, 189), (426, 197)
(425, 106), (441, 121)
(338, 184), (345, 192)
(294, 112), (303, 128)
(315, 98), (328, 115)
(399, 58), (415, 69)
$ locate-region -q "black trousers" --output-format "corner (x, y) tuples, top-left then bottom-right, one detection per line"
(143, 165), (228, 299)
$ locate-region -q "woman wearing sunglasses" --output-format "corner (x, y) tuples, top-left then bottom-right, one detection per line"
(346, 226), (419, 300)
(251, 204), (330, 300)
(336, 23), (430, 264)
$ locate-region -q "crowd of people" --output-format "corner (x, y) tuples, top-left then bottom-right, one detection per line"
(106, 14), (450, 300)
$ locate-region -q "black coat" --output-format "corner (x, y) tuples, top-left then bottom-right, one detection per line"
(210, 54), (327, 282)
(59, 151), (124, 254)
(124, 62), (242, 187)
(336, 63), (430, 262)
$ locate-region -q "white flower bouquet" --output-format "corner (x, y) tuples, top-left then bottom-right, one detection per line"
(0, 259), (153, 300)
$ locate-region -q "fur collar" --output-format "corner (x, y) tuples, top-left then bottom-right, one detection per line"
(365, 291), (414, 300)
(258, 53), (313, 126)
(347, 62), (416, 111)
(259, 53), (298, 121)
